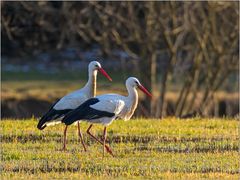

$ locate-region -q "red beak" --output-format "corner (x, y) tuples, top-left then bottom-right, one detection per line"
(98, 68), (112, 81)
(138, 85), (152, 98)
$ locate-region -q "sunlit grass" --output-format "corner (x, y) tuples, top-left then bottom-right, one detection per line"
(1, 70), (126, 101)
(2, 71), (238, 104)
(1, 118), (238, 179)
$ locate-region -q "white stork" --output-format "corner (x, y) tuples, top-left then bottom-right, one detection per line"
(61, 77), (152, 156)
(37, 61), (112, 151)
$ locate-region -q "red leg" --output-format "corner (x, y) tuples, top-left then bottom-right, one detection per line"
(103, 127), (107, 157)
(62, 125), (68, 151)
(86, 124), (114, 157)
(78, 122), (87, 151)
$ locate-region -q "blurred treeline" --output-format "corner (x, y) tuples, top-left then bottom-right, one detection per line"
(1, 1), (239, 118)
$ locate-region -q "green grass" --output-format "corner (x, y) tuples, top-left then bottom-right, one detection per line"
(1, 71), (84, 81)
(1, 70), (130, 101)
(2, 71), (238, 103)
(1, 70), (126, 101)
(1, 118), (239, 179)
(1, 69), (127, 82)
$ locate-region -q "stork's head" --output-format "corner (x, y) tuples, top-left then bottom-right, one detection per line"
(88, 61), (112, 81)
(126, 77), (152, 98)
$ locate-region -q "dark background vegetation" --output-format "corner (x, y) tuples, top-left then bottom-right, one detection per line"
(1, 1), (239, 119)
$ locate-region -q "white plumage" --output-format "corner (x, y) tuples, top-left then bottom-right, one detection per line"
(37, 60), (112, 152)
(62, 77), (152, 126)
(54, 89), (90, 110)
(61, 77), (152, 156)
(90, 94), (125, 115)
(88, 94), (126, 125)
(37, 61), (112, 130)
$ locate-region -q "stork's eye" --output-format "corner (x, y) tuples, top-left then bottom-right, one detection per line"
(95, 65), (98, 68)
(135, 80), (139, 85)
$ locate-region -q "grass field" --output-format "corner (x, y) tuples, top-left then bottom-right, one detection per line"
(1, 118), (239, 179)
(1, 70), (128, 101)
(2, 70), (238, 102)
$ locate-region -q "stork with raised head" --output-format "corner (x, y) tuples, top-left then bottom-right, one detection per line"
(62, 77), (152, 156)
(37, 61), (112, 151)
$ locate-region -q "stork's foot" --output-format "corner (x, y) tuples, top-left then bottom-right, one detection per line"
(105, 145), (114, 157)
(82, 146), (87, 152)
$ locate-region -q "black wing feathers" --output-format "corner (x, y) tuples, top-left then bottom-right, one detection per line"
(37, 99), (72, 130)
(62, 98), (115, 125)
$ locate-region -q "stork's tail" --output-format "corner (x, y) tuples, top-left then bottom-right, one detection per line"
(37, 116), (48, 130)
(37, 109), (72, 130)
(37, 99), (61, 130)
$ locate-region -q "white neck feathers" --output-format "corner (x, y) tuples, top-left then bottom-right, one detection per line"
(126, 84), (139, 118)
(84, 69), (97, 97)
